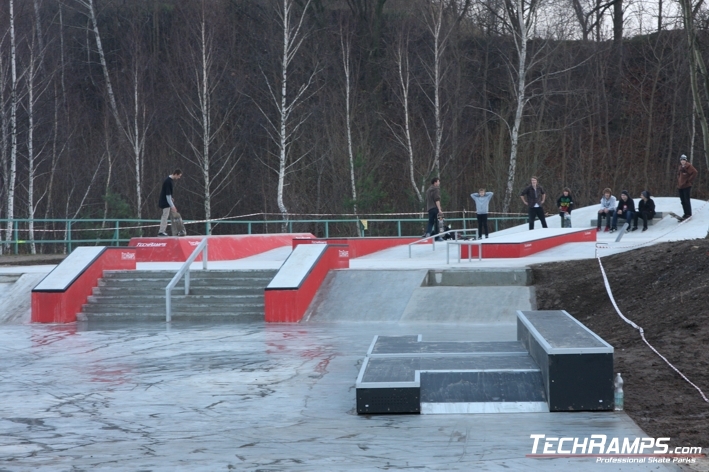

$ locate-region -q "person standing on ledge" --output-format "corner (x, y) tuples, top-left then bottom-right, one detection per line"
(425, 177), (443, 240)
(158, 169), (182, 237)
(677, 155), (697, 220)
(470, 188), (493, 238)
(520, 176), (547, 230)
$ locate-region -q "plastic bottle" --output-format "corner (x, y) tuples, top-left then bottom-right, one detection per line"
(614, 373), (624, 411)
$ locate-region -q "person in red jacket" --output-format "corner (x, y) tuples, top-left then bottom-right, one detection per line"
(678, 155), (698, 220)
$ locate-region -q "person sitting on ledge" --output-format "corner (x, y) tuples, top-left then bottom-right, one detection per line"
(611, 190), (635, 233)
(632, 191), (655, 232)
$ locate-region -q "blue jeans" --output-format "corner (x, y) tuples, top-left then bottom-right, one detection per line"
(612, 210), (634, 229)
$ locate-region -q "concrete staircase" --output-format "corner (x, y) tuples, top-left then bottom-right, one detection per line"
(77, 269), (278, 322)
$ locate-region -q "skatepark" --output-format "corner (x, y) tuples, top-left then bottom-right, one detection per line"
(0, 197), (707, 470)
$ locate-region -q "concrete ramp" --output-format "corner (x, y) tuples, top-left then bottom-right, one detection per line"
(0, 273), (49, 324)
(400, 286), (533, 324)
(304, 270), (427, 322)
(304, 268), (534, 324)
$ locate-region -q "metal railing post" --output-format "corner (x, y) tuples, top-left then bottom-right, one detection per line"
(114, 221), (120, 246)
(67, 220), (72, 253)
(13, 220), (18, 254)
(248, 222), (252, 234)
(397, 220), (401, 237)
(325, 221), (329, 238)
(166, 238), (208, 322)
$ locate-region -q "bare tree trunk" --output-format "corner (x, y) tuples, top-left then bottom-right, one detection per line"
(389, 36), (423, 205)
(44, 3), (67, 223)
(79, 0), (121, 126)
(679, 0), (709, 168)
(199, 9), (212, 234)
(174, 1), (239, 234)
(6, 0), (18, 251)
(0, 41), (8, 255)
(27, 45), (37, 254)
(340, 29), (358, 215)
(428, 1), (445, 177)
(257, 0), (317, 227)
(502, 0), (529, 213)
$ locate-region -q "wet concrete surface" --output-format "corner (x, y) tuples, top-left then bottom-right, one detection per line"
(0, 321), (681, 471)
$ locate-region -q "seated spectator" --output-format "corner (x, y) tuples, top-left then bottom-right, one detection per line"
(632, 191), (656, 232)
(597, 188), (616, 232)
(611, 190), (635, 233)
(557, 188), (573, 228)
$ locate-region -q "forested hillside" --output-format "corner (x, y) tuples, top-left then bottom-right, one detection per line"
(0, 0), (706, 235)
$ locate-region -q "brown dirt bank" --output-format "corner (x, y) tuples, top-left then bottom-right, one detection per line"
(532, 238), (709, 449)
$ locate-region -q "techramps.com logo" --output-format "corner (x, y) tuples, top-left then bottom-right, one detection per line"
(527, 434), (704, 464)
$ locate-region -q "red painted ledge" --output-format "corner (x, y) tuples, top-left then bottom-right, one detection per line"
(32, 247), (136, 323)
(265, 244), (349, 322)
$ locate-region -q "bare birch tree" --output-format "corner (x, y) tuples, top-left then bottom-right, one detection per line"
(0, 36), (8, 231)
(340, 26), (358, 214)
(76, 0), (148, 218)
(385, 31), (423, 205)
(5, 0), (18, 250)
(678, 0), (709, 168)
(24, 23), (50, 254)
(174, 2), (238, 234)
(258, 0), (319, 220)
(421, 0), (470, 176)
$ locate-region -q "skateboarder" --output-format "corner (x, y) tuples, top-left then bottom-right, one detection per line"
(556, 188), (573, 228)
(158, 169), (183, 237)
(425, 178), (443, 241)
(677, 155), (697, 220)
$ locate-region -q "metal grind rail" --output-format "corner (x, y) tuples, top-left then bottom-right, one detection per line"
(408, 229), (478, 258)
(165, 238), (209, 322)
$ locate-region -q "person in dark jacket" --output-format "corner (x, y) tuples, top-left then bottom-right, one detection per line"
(425, 177), (442, 240)
(677, 154), (698, 219)
(632, 191), (656, 232)
(520, 176), (547, 230)
(611, 190), (635, 233)
(158, 169), (182, 236)
(556, 187), (573, 227)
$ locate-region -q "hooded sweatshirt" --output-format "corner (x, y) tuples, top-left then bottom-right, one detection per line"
(599, 195), (616, 212)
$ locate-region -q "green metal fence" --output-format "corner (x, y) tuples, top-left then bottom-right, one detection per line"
(0, 216), (529, 254)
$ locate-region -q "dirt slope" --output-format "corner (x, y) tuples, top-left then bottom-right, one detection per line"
(533, 238), (709, 448)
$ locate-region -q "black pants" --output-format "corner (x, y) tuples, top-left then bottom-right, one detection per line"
(476, 214), (488, 238)
(528, 207), (547, 230)
(679, 187), (692, 217)
(633, 211), (653, 229)
(427, 208), (439, 236)
(597, 211), (612, 229)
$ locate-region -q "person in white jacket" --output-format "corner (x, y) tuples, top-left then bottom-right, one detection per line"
(597, 188), (616, 232)
(471, 188), (493, 238)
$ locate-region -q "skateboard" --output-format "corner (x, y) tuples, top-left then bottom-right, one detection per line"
(170, 211), (187, 236)
(668, 212), (687, 222)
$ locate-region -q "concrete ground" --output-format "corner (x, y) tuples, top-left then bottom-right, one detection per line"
(0, 197), (706, 470)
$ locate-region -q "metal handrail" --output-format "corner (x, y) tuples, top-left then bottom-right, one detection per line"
(0, 215), (528, 254)
(408, 228), (478, 258)
(165, 238), (209, 322)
